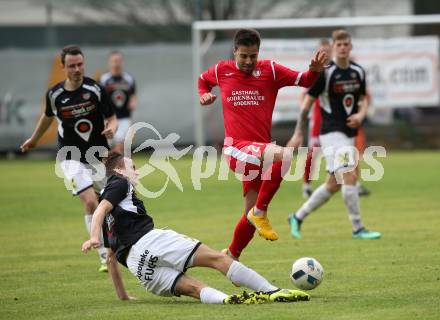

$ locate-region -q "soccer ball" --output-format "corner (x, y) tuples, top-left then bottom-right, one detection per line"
(290, 257), (324, 290)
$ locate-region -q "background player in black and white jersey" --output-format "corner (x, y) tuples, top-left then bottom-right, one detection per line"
(81, 152), (310, 304)
(100, 51), (137, 154)
(287, 30), (381, 240)
(21, 45), (118, 271)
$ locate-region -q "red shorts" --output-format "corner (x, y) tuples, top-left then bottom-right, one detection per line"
(223, 139), (269, 196)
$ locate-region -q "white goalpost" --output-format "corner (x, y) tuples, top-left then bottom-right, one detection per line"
(192, 14), (440, 147)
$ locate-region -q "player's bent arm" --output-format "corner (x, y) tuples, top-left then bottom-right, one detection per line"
(298, 90), (307, 105)
(81, 201), (111, 251)
(107, 248), (131, 300)
(128, 95), (137, 112)
(347, 95), (369, 129)
(20, 114), (54, 152)
(90, 200), (113, 243)
(102, 115), (118, 139)
(357, 95), (369, 120)
(287, 94), (315, 148)
(81, 201), (133, 300)
(296, 94), (315, 136)
(197, 75), (217, 106)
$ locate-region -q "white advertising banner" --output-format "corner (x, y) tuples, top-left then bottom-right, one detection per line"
(259, 36), (439, 122)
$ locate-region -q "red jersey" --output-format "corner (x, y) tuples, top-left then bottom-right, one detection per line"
(198, 60), (318, 143)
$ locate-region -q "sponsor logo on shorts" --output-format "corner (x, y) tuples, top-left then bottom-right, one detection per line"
(136, 249), (159, 282)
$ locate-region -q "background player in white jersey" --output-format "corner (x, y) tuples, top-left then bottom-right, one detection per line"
(21, 45), (118, 271)
(287, 30), (381, 240)
(100, 51), (137, 154)
(82, 152), (310, 304)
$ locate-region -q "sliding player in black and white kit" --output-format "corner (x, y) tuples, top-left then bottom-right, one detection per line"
(21, 45), (118, 272)
(287, 30), (381, 240)
(82, 152), (311, 304)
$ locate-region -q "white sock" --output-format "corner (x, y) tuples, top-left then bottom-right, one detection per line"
(200, 287), (228, 304)
(341, 185), (364, 232)
(226, 261), (277, 292)
(296, 184), (332, 221)
(84, 215), (107, 264)
(253, 207), (265, 217)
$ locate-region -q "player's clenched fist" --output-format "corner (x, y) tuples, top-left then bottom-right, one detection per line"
(199, 92), (217, 106)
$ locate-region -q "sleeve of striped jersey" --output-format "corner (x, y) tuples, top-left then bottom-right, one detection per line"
(307, 71), (326, 98)
(102, 178), (129, 207)
(198, 64), (218, 95)
(44, 91), (54, 117)
(97, 84), (115, 118)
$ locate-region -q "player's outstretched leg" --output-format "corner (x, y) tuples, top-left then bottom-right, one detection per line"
(175, 274), (267, 304)
(192, 244), (310, 303)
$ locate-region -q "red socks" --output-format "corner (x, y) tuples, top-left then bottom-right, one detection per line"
(228, 160), (289, 258)
(228, 213), (255, 258)
(255, 160), (287, 211)
(303, 148), (313, 183)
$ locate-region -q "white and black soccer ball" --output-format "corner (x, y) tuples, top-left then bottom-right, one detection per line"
(290, 257), (324, 290)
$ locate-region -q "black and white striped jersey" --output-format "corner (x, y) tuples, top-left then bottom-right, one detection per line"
(100, 72), (136, 119)
(102, 175), (154, 267)
(45, 77), (114, 163)
(308, 61), (367, 138)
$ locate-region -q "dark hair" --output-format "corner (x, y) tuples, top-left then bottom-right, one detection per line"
(104, 151), (125, 177)
(60, 45), (83, 65)
(233, 29), (261, 49)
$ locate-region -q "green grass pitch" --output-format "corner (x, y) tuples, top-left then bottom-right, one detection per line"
(0, 151), (439, 319)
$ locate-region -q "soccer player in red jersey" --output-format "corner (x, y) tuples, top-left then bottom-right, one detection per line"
(198, 29), (327, 259)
